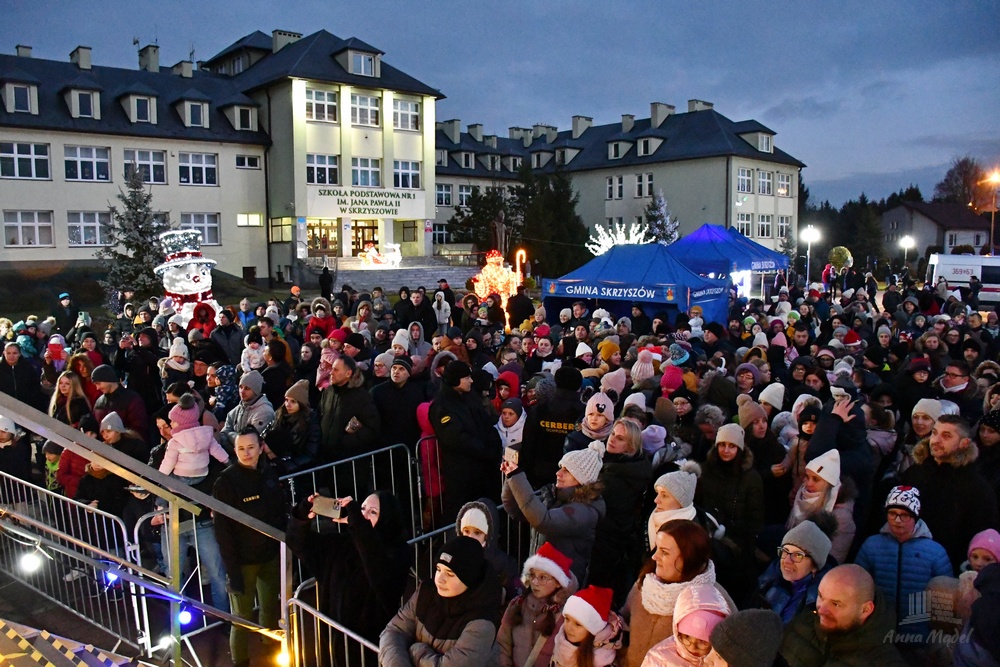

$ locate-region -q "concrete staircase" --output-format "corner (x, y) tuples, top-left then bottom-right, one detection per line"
(303, 256), (479, 292)
(0, 620), (145, 666)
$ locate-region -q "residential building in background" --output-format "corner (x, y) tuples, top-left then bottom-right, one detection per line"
(882, 202), (992, 254)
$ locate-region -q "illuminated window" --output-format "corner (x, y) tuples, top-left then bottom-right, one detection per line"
(3, 210), (53, 246)
(393, 100), (419, 130)
(306, 89), (337, 122)
(351, 94), (380, 126)
(237, 213), (262, 227)
(67, 211), (111, 245)
(777, 173), (792, 197)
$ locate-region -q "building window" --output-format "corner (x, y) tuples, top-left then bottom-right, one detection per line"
(947, 233), (958, 247)
(270, 217), (292, 243)
(462, 153), (474, 169)
(236, 155), (260, 169)
(393, 100), (419, 130)
(231, 56), (245, 74)
(555, 149), (566, 165)
(236, 107), (254, 130)
(305, 89), (337, 122)
(778, 215), (791, 239)
(737, 168), (753, 193)
(636, 173), (653, 197)
(351, 157), (381, 187)
(435, 150), (448, 166)
(759, 134), (773, 152)
(77, 91), (94, 118)
(393, 160), (420, 189)
(757, 214), (773, 238)
(488, 155), (500, 171)
(638, 138), (650, 156)
(607, 177), (614, 200)
(737, 213), (753, 236)
(178, 152), (217, 186)
(616, 176), (624, 199)
(532, 153), (542, 168)
(975, 233), (984, 247)
(4, 210), (53, 247)
(1, 142), (50, 179)
(307, 154), (339, 185)
(402, 221), (418, 242)
(352, 53), (375, 76)
(777, 173), (792, 197)
(512, 157), (522, 170)
(188, 102), (206, 127)
(610, 143), (620, 159)
(180, 212), (220, 245)
(135, 96), (152, 123)
(237, 213), (262, 227)
(124, 149), (165, 184)
(64, 146), (110, 181)
(436, 184), (452, 206)
(458, 185), (473, 207)
(433, 222), (451, 245)
(758, 170), (773, 196)
(12, 84), (31, 113)
(350, 94), (380, 126)
(67, 210), (111, 246)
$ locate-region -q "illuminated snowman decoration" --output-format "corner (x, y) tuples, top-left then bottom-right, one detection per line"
(154, 230), (223, 328)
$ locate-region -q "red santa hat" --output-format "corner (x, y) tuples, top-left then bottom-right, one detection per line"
(521, 542), (572, 588)
(564, 586), (614, 636)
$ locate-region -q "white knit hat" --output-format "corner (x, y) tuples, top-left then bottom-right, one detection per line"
(391, 329), (410, 350)
(752, 332), (769, 348)
(168, 338), (189, 360)
(575, 342), (593, 358)
(459, 508), (490, 536)
(758, 383), (784, 410)
(654, 460), (701, 508)
(716, 423), (745, 450)
(912, 398), (942, 421)
(806, 449), (841, 487)
(558, 441), (605, 486)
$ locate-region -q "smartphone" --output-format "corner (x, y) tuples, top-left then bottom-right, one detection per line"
(311, 496), (343, 519)
(504, 446), (519, 467)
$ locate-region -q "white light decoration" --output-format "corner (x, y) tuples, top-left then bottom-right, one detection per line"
(19, 550), (43, 574)
(586, 221), (649, 256)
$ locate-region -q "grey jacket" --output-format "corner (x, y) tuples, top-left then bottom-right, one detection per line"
(220, 393), (275, 448)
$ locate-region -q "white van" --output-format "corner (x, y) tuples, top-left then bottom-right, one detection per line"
(925, 253), (1000, 304)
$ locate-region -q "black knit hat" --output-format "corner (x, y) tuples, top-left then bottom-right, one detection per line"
(710, 609), (783, 667)
(442, 361), (472, 387)
(345, 333), (367, 350)
(391, 355), (413, 374)
(436, 536), (485, 588)
(554, 365), (583, 391)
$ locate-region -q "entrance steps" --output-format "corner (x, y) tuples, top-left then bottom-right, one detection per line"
(0, 620), (146, 666)
(303, 256), (479, 292)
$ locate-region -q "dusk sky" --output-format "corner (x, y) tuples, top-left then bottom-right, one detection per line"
(6, 0), (998, 207)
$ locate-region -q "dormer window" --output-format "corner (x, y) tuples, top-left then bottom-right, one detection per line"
(77, 91), (93, 118)
(135, 97), (152, 123)
(236, 106), (255, 131)
(638, 138), (650, 156)
(187, 102), (207, 128)
(555, 149), (566, 165)
(758, 134), (773, 152)
(512, 157), (522, 170)
(609, 142), (623, 159)
(352, 53), (375, 76)
(462, 153), (474, 169)
(532, 153), (543, 168)
(488, 155), (500, 171)
(12, 84), (30, 112)
(435, 150), (448, 166)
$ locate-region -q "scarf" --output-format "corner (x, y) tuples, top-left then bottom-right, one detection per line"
(581, 419), (613, 442)
(165, 357), (191, 373)
(647, 505), (697, 550)
(640, 561), (718, 617)
(786, 485), (837, 529)
(550, 622), (619, 667)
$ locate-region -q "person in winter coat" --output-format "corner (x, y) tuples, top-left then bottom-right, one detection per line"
(551, 586), (623, 667)
(855, 486), (952, 645)
(209, 309), (244, 366)
(220, 371), (275, 450)
(736, 394), (791, 526)
(902, 415), (999, 571)
(48, 370), (92, 428)
(952, 562), (1000, 666)
(213, 428), (286, 667)
(779, 564), (907, 667)
(755, 521), (835, 625)
(785, 449), (856, 564)
(621, 520), (735, 667)
(432, 291), (452, 336)
(286, 490), (408, 649)
(0, 416), (33, 505)
(457, 500), (521, 608)
(588, 419), (653, 605)
(694, 423), (764, 601)
(318, 355), (380, 462)
(1, 341), (46, 410)
(496, 397), (526, 449)
(502, 441), (607, 585)
(260, 379), (320, 475)
(641, 583), (731, 667)
(647, 462), (702, 551)
(159, 393), (229, 484)
(498, 542), (578, 667)
(521, 366), (584, 489)
(112, 326), (164, 417)
(432, 361), (503, 522)
(74, 457), (128, 517)
(379, 536), (501, 666)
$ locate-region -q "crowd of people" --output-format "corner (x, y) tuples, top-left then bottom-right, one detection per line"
(0, 271), (999, 666)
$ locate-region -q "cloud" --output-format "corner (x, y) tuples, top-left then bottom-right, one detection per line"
(762, 97), (843, 122)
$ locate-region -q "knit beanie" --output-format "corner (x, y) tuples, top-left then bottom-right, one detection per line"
(500, 397), (524, 419)
(885, 485), (921, 518)
(91, 364), (118, 384)
(239, 370), (264, 396)
(100, 411), (127, 434)
(668, 343), (690, 366)
(391, 355), (413, 374)
(660, 365), (684, 395)
(575, 342), (593, 358)
(616, 317), (632, 331)
(782, 521), (832, 566)
(734, 363), (760, 385)
(623, 392), (649, 414)
(442, 361), (473, 388)
(709, 609), (784, 667)
(168, 393), (200, 431)
(631, 349), (656, 385)
(752, 332), (769, 349)
(806, 449), (841, 487)
(912, 398), (942, 421)
(736, 394), (767, 429)
(560, 308), (572, 321)
(585, 392), (615, 425)
(285, 379), (310, 407)
(641, 424), (667, 453)
(654, 397), (678, 427)
(877, 325), (892, 338)
(654, 460), (701, 508)
(716, 423), (745, 450)
(436, 536), (485, 588)
(391, 329), (409, 350)
(345, 332), (367, 351)
(459, 507), (490, 536)
(522, 542), (573, 588)
(601, 368), (627, 399)
(554, 366), (583, 392)
(597, 339), (620, 362)
(969, 529), (1000, 562)
(168, 339), (189, 360)
(558, 441), (605, 486)
(563, 586), (613, 636)
(758, 383), (784, 410)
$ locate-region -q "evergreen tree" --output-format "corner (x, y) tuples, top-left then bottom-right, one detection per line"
(446, 181), (519, 252)
(96, 169), (170, 311)
(779, 226), (796, 262)
(644, 189), (679, 245)
(854, 204), (885, 266)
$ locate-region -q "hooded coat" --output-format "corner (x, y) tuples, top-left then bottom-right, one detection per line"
(456, 500), (521, 606)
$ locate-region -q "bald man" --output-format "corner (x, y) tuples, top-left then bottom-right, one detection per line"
(781, 564), (906, 666)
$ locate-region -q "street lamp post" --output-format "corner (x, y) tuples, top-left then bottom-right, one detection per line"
(800, 225), (820, 283)
(900, 235), (915, 268)
(988, 170), (1000, 255)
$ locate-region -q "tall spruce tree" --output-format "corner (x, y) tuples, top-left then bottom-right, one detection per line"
(97, 169), (170, 310)
(644, 189), (679, 245)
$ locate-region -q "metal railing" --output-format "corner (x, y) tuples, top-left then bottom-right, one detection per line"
(288, 579), (380, 667)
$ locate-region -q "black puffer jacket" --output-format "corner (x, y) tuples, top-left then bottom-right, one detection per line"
(285, 491), (408, 642)
(318, 370), (381, 462)
(695, 447), (764, 558)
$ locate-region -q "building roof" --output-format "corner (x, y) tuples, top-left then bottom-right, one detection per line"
(232, 30), (443, 99)
(897, 201), (991, 231)
(206, 30), (273, 64)
(0, 52), (271, 146)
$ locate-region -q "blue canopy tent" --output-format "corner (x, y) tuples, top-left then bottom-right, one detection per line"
(665, 223), (789, 276)
(541, 243), (729, 325)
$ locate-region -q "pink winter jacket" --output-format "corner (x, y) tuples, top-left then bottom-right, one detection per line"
(159, 425), (230, 479)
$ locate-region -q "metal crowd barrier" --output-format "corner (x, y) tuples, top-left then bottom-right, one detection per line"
(288, 579), (380, 667)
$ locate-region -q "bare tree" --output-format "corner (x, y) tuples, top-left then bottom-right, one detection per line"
(933, 156), (989, 211)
